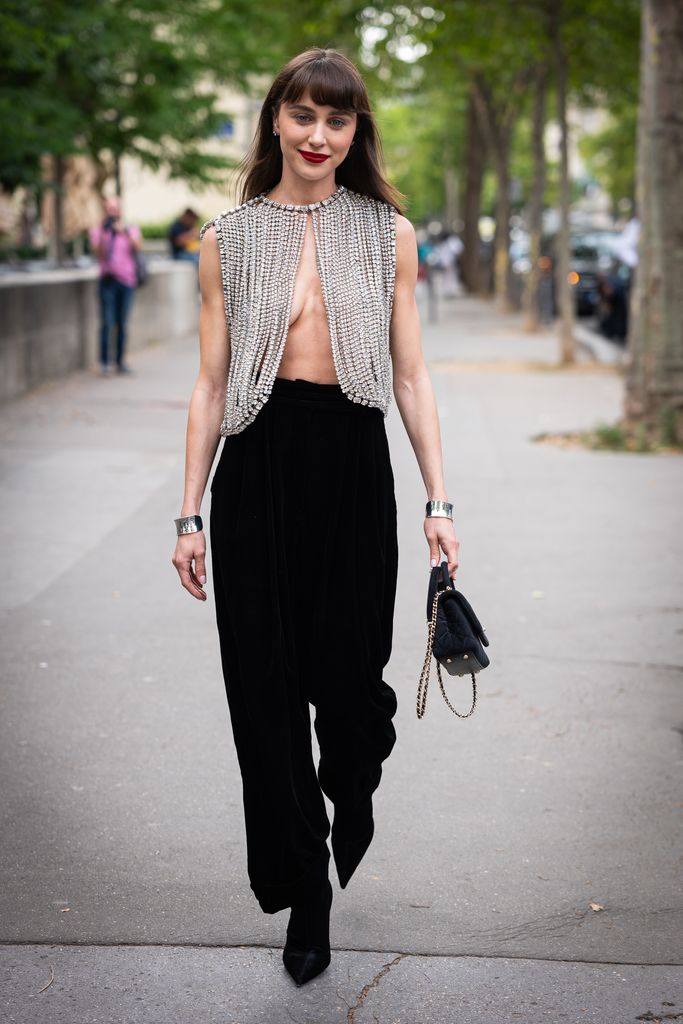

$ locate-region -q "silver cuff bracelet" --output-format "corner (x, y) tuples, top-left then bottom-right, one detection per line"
(175, 514), (203, 535)
(425, 500), (453, 520)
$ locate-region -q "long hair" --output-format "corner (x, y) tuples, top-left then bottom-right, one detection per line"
(236, 48), (406, 215)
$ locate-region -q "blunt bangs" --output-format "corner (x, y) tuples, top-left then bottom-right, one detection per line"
(281, 59), (367, 115)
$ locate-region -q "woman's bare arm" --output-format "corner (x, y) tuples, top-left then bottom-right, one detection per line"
(389, 213), (460, 579)
(171, 225), (230, 600)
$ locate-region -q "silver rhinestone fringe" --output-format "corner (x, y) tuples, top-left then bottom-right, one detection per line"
(198, 184), (397, 437)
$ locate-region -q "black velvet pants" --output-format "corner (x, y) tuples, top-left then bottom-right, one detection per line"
(209, 375), (399, 914)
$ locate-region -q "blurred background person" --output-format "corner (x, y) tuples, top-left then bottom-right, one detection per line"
(89, 195), (142, 376)
(436, 230), (464, 298)
(416, 228), (438, 323)
(596, 267), (628, 342)
(168, 208), (201, 265)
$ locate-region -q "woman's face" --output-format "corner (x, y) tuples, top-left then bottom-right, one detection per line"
(273, 90), (357, 182)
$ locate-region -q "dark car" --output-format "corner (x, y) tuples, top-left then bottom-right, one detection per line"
(568, 231), (621, 316)
(509, 227), (631, 331)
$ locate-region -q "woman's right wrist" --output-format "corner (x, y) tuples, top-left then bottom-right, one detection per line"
(175, 513), (204, 536)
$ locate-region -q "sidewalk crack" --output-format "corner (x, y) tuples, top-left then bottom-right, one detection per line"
(347, 953), (408, 1023)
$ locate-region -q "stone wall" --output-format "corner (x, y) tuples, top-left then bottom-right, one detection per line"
(0, 261), (198, 403)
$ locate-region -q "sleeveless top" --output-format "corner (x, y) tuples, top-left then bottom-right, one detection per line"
(198, 183), (397, 437)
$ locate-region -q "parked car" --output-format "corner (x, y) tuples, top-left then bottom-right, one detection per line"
(567, 231), (621, 315)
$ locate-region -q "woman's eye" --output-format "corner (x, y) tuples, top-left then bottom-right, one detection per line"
(293, 114), (347, 128)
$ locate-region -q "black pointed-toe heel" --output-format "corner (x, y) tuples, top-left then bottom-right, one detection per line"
(282, 877), (333, 986)
(332, 820), (374, 889)
(282, 944), (331, 986)
(331, 800), (375, 889)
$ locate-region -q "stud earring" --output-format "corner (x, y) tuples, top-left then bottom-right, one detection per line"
(273, 129), (279, 136)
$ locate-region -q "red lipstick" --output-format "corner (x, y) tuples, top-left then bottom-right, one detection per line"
(298, 150), (330, 163)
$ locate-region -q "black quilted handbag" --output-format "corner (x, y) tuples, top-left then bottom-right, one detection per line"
(416, 560), (490, 719)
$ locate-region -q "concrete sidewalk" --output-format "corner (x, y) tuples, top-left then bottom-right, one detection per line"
(1, 294), (681, 1022)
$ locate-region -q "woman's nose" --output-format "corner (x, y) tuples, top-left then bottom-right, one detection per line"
(308, 122), (326, 145)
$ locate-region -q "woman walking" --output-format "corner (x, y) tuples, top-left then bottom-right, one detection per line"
(171, 47), (459, 986)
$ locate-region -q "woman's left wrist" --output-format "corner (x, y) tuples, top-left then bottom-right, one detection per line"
(425, 498), (454, 520)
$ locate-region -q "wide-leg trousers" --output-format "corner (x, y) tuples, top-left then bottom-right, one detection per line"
(209, 375), (399, 914)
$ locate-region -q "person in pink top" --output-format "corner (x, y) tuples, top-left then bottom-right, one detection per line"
(89, 196), (142, 375)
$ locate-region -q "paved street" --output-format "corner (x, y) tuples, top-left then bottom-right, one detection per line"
(1, 292), (681, 1023)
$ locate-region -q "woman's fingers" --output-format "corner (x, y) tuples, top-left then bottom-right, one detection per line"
(180, 564), (206, 600)
(442, 539), (460, 580)
(424, 518), (460, 579)
(425, 519), (442, 566)
(194, 552), (207, 586)
(188, 564), (207, 595)
(172, 537), (207, 601)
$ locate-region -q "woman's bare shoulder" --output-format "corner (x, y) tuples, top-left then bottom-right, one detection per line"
(394, 212), (415, 242)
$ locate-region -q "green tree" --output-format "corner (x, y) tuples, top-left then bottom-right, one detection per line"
(377, 86), (468, 224)
(364, 1), (544, 310)
(0, 5), (79, 191)
(0, 0), (288, 258)
(579, 102), (638, 213)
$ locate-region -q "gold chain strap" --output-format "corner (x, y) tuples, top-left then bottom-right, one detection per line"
(416, 586), (478, 719)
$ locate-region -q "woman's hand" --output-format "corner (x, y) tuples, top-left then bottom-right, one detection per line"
(424, 516), (460, 581)
(172, 532), (207, 601)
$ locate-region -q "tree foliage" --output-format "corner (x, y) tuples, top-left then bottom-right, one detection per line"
(0, 0), (287, 191)
(579, 103), (638, 211)
(1, 0), (643, 262)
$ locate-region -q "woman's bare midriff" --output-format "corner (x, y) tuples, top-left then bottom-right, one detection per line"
(273, 212), (339, 385)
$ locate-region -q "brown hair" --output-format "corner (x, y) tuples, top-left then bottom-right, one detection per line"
(235, 48), (406, 215)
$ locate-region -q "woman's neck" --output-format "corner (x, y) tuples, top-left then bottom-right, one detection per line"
(264, 173), (338, 207)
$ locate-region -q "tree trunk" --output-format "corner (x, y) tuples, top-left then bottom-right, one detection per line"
(552, 2), (575, 362)
(49, 154), (66, 266)
(492, 143), (512, 312)
(472, 78), (513, 311)
(114, 153), (123, 198)
(461, 88), (486, 294)
(444, 162), (459, 233)
(624, 0), (683, 444)
(18, 188), (38, 248)
(93, 158), (111, 197)
(522, 66), (548, 333)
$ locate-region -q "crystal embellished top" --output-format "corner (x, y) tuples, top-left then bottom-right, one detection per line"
(198, 183), (397, 437)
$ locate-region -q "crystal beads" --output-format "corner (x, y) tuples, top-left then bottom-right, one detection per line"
(198, 183), (397, 437)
